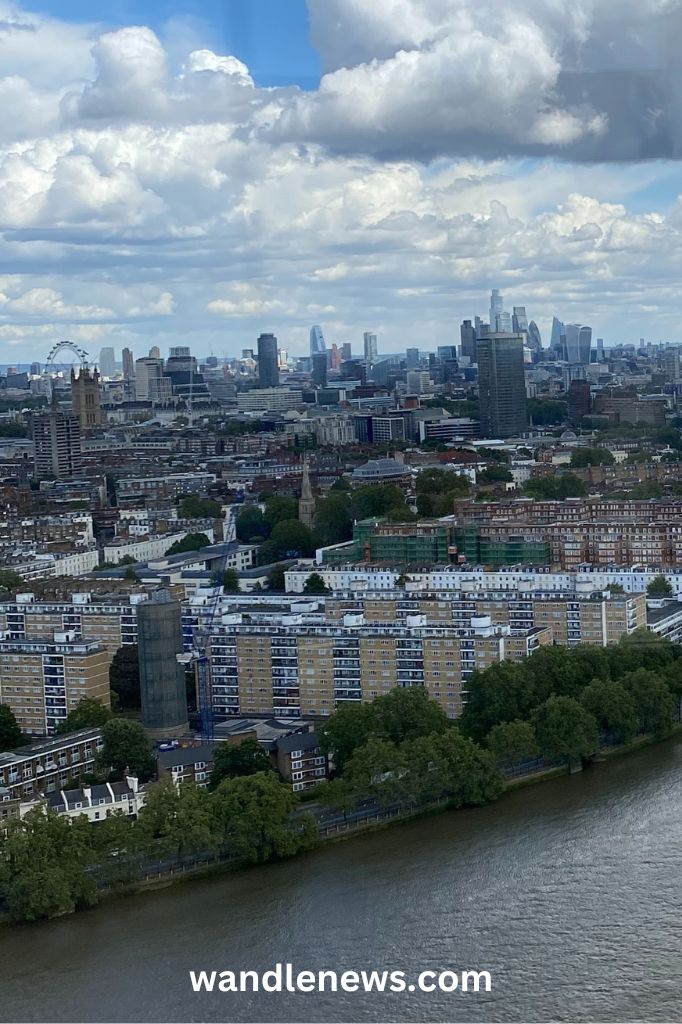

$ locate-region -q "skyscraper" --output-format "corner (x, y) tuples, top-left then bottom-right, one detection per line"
(490, 289), (504, 329)
(363, 332), (378, 365)
(460, 320), (477, 361)
(257, 333), (279, 388)
(122, 347), (134, 379)
(406, 348), (420, 368)
(496, 311), (512, 333)
(341, 343), (352, 362)
(476, 333), (528, 438)
(98, 347), (116, 377)
(135, 357), (166, 402)
(564, 324), (592, 365)
(311, 352), (328, 387)
(137, 591), (188, 740)
(310, 325), (326, 356)
(550, 317), (565, 355)
(512, 307), (528, 333)
(329, 343), (342, 370)
(149, 346), (161, 359)
(527, 321), (543, 353)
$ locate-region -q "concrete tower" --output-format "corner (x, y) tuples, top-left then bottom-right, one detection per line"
(137, 591), (189, 740)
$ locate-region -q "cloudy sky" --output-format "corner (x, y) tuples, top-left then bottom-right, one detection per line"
(2, 0), (682, 364)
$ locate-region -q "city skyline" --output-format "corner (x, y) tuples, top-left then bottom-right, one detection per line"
(2, 2), (682, 361)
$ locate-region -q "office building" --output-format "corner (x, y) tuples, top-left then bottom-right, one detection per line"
(134, 357), (169, 403)
(512, 307), (528, 333)
(663, 347), (681, 382)
(564, 324), (592, 365)
(567, 379), (591, 423)
(363, 332), (378, 365)
(98, 347), (116, 378)
(437, 346), (458, 362)
(310, 325), (326, 356)
(406, 370), (432, 395)
(31, 401), (82, 479)
(550, 317), (565, 355)
(0, 635), (111, 735)
(257, 333), (279, 388)
(137, 591), (188, 740)
(341, 343), (352, 362)
(527, 321), (542, 354)
(476, 332), (528, 437)
(496, 311), (512, 333)
(122, 347), (134, 379)
(406, 348), (420, 369)
(311, 352), (328, 387)
(460, 321), (477, 361)
(489, 289), (504, 330)
(149, 346), (161, 359)
(236, 388), (303, 413)
(71, 368), (104, 430)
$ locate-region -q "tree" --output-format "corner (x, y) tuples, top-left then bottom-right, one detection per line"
(403, 731), (502, 807)
(56, 698), (112, 734)
(0, 703), (23, 749)
(351, 484), (408, 521)
(263, 495), (299, 527)
(460, 662), (536, 742)
(222, 569), (240, 593)
(302, 572), (329, 594)
(136, 778), (218, 858)
(369, 686), (450, 746)
(314, 777), (356, 819)
(527, 398), (568, 425)
(608, 630), (675, 676)
(314, 493), (353, 546)
(236, 506), (270, 543)
(478, 465), (513, 484)
(165, 532), (211, 556)
(523, 474), (587, 500)
(531, 696), (599, 763)
(0, 809), (97, 922)
(209, 739), (272, 790)
(579, 679), (637, 743)
(109, 644), (141, 710)
(570, 447), (615, 468)
(647, 575), (673, 598)
(344, 738), (407, 804)
(0, 570), (24, 592)
(524, 644), (609, 703)
(486, 720), (539, 765)
(266, 563), (288, 592)
(319, 702), (376, 772)
(178, 495), (222, 519)
(96, 719), (155, 781)
(263, 519), (315, 559)
(619, 668), (676, 737)
(609, 583), (625, 594)
(211, 773), (316, 862)
(415, 468), (470, 517)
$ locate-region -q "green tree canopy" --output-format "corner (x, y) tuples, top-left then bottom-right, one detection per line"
(211, 772), (316, 862)
(109, 644), (140, 710)
(0, 703), (24, 749)
(579, 679), (638, 743)
(222, 569), (240, 593)
(178, 495), (223, 519)
(263, 495), (299, 527)
(136, 778), (218, 857)
(209, 738), (272, 790)
(236, 506), (270, 543)
(56, 698), (112, 734)
(314, 493), (353, 546)
(302, 572), (329, 594)
(415, 468), (470, 517)
(96, 719), (155, 781)
(570, 447), (615, 468)
(0, 570), (24, 592)
(531, 695), (599, 763)
(523, 474), (587, 500)
(647, 575), (673, 597)
(619, 668), (676, 738)
(478, 464), (513, 484)
(351, 484), (408, 521)
(460, 661), (537, 743)
(259, 519), (315, 561)
(486, 720), (539, 765)
(165, 532), (211, 556)
(266, 563), (288, 592)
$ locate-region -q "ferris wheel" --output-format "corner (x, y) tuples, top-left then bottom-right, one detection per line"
(44, 340), (90, 376)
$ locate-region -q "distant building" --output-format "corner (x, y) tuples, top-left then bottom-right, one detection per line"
(567, 379), (591, 424)
(298, 459), (316, 529)
(406, 347), (420, 369)
(460, 321), (477, 361)
(31, 399), (82, 479)
(437, 346), (458, 362)
(476, 332), (528, 438)
(512, 307), (528, 333)
(122, 347), (135, 379)
(489, 289), (504, 330)
(527, 321), (543, 354)
(311, 352), (328, 387)
(257, 333), (279, 388)
(71, 368), (104, 430)
(310, 325), (326, 356)
(149, 346), (161, 359)
(340, 343), (352, 362)
(134, 357), (167, 402)
(564, 324), (592, 365)
(98, 347), (116, 378)
(363, 332), (378, 365)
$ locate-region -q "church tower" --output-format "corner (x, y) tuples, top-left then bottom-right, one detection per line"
(298, 459), (315, 529)
(71, 367), (104, 431)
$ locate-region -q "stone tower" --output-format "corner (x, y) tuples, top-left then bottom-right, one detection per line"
(298, 458), (315, 529)
(71, 367), (104, 430)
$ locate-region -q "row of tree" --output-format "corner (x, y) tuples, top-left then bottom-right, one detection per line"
(0, 772), (315, 922)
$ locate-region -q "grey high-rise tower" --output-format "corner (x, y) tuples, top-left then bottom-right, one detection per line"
(476, 332), (528, 438)
(137, 591), (188, 740)
(310, 325), (326, 356)
(363, 332), (378, 365)
(460, 320), (477, 361)
(257, 333), (279, 388)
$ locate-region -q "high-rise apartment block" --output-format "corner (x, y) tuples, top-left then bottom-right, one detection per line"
(476, 332), (528, 437)
(363, 332), (378, 365)
(98, 347), (116, 378)
(31, 403), (82, 479)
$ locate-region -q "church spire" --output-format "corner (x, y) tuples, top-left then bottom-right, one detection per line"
(298, 458), (315, 529)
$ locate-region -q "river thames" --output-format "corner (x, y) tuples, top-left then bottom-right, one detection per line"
(3, 738), (682, 1022)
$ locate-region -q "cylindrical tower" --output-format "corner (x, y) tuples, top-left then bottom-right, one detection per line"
(137, 590), (188, 740)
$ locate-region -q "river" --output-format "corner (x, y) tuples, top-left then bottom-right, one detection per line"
(3, 739), (682, 1023)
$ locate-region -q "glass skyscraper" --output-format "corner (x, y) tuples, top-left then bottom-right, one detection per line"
(476, 332), (528, 438)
